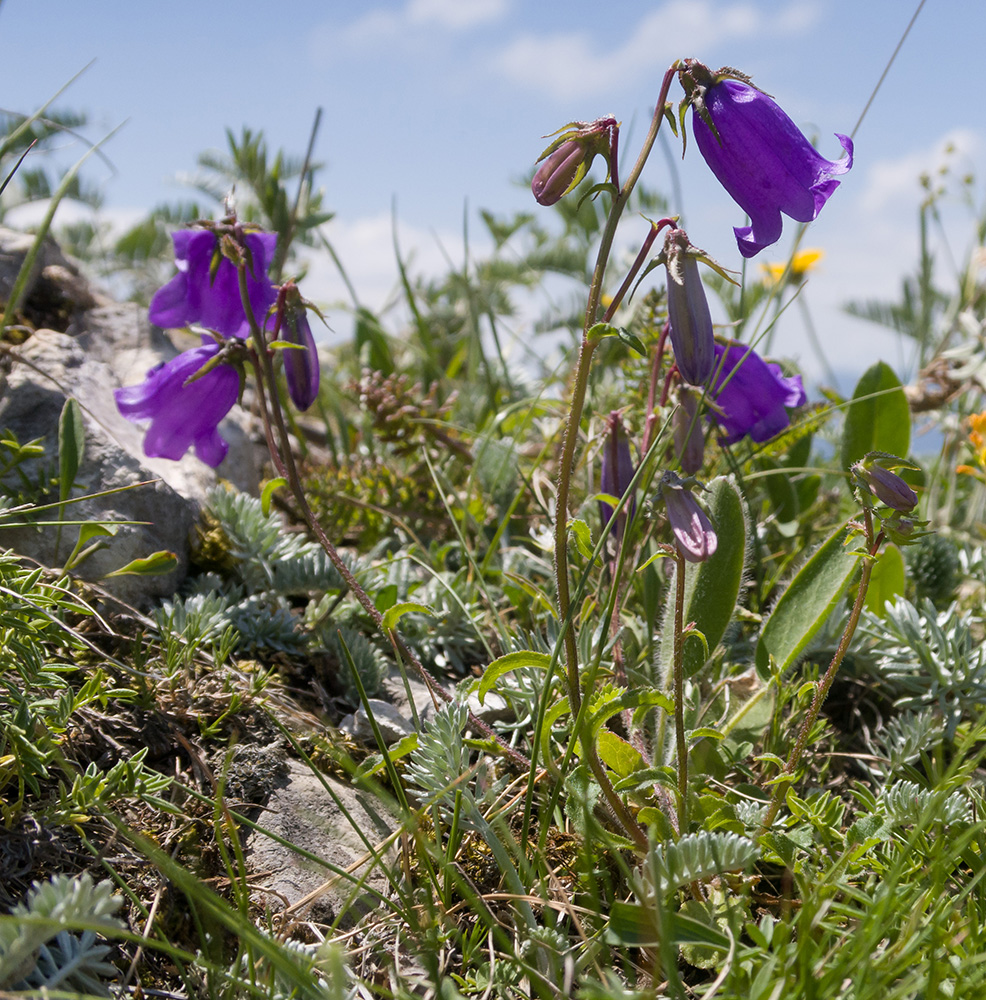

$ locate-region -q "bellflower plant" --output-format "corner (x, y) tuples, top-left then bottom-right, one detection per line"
(149, 226), (277, 338)
(710, 341), (806, 445)
(679, 60), (853, 258)
(114, 343), (240, 467)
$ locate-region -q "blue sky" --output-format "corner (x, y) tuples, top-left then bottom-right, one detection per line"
(1, 0), (984, 389)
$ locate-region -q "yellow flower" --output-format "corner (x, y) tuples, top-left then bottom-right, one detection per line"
(761, 248), (824, 286)
(957, 410), (986, 478)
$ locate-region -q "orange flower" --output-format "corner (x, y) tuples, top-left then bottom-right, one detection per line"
(957, 410), (986, 477)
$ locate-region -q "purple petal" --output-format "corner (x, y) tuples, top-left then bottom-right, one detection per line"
(115, 344), (239, 467)
(711, 343), (805, 445)
(693, 81), (853, 258)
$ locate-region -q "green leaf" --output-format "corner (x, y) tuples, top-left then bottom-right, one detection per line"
(595, 729), (645, 778)
(606, 900), (660, 946)
(760, 433), (819, 523)
(58, 397), (85, 504)
(105, 550), (179, 577)
(261, 477), (287, 516)
(660, 477), (747, 678)
(840, 361), (910, 470)
(864, 543), (906, 615)
(617, 326), (647, 356)
(478, 650), (551, 704)
(755, 521), (865, 677)
(569, 518), (594, 560)
(382, 601), (435, 631)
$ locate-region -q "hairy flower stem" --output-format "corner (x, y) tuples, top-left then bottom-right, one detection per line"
(672, 549), (689, 832)
(549, 63), (678, 852)
(760, 513), (879, 833)
(554, 62), (679, 720)
(236, 270), (530, 770)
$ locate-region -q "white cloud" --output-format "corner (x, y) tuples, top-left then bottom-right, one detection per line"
(334, 0), (508, 47)
(407, 0), (508, 30)
(860, 128), (983, 214)
(493, 0), (814, 101)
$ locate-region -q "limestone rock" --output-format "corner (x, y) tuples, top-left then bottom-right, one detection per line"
(246, 759), (396, 925)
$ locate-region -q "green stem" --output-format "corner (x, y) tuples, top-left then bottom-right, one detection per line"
(554, 62), (679, 719)
(760, 513), (879, 833)
(672, 548), (689, 832)
(549, 63), (678, 852)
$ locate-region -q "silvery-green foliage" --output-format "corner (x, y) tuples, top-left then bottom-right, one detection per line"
(157, 587), (239, 647)
(405, 701), (472, 822)
(859, 597), (986, 738)
(879, 780), (971, 827)
(642, 831), (759, 896)
(866, 709), (944, 775)
(227, 593), (306, 653)
(0, 873), (123, 994)
(226, 936), (353, 1000)
(205, 486), (343, 593)
(329, 627), (387, 701)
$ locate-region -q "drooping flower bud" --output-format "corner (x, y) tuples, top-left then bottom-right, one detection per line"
(657, 471), (717, 563)
(852, 454), (918, 512)
(531, 117), (616, 206)
(673, 387), (705, 475)
(664, 227), (716, 387)
(271, 281), (321, 411)
(599, 411), (635, 541)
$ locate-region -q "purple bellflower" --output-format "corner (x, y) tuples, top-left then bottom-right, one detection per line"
(680, 61), (853, 259)
(658, 471), (717, 564)
(149, 228), (278, 338)
(532, 117), (617, 206)
(599, 411), (635, 541)
(710, 342), (806, 445)
(114, 343), (240, 467)
(664, 227), (716, 387)
(272, 282), (320, 411)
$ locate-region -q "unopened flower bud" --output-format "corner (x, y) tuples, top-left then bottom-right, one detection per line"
(599, 411), (635, 540)
(665, 228), (715, 387)
(658, 471), (717, 563)
(852, 456), (918, 512)
(531, 118), (616, 206)
(273, 282), (320, 411)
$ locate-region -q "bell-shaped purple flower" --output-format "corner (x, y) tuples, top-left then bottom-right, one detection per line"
(658, 471), (717, 563)
(710, 342), (806, 445)
(599, 411), (635, 541)
(682, 62), (853, 259)
(149, 228), (278, 338)
(273, 283), (320, 411)
(114, 343), (240, 467)
(665, 228), (716, 387)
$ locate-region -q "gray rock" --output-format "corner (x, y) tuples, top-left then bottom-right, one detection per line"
(246, 759), (396, 924)
(339, 699), (415, 745)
